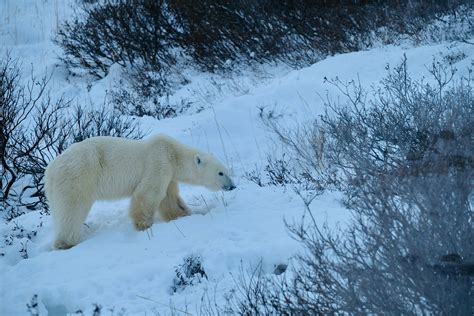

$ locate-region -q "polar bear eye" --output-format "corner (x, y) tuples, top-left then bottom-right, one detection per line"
(218, 172), (224, 176)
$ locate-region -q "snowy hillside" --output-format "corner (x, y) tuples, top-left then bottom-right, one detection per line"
(1, 1), (473, 315)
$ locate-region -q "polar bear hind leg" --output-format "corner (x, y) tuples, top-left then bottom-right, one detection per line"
(53, 196), (93, 249)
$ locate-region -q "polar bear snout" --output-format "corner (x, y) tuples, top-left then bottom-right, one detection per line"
(222, 176), (236, 191)
(223, 183), (236, 191)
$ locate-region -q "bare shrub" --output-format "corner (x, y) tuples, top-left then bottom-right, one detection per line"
(244, 154), (324, 196)
(56, 0), (181, 79)
(0, 56), (142, 218)
(57, 1), (473, 98)
(1, 56), (70, 211)
(233, 58), (473, 314)
(171, 254), (208, 293)
(110, 85), (191, 119)
(68, 104), (143, 143)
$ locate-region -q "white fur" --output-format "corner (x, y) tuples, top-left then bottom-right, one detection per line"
(44, 134), (234, 249)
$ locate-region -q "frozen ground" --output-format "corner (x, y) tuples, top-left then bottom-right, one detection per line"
(1, 1), (473, 314)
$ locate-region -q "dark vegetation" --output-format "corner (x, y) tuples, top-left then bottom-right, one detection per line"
(229, 58), (474, 314)
(59, 0), (473, 77)
(171, 254), (208, 293)
(57, 0), (474, 116)
(0, 56), (142, 220)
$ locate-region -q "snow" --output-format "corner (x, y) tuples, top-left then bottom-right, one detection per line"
(1, 0), (473, 314)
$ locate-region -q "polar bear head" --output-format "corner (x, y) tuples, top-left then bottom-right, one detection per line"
(192, 153), (236, 192)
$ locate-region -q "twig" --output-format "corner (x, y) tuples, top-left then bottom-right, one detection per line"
(136, 295), (192, 315)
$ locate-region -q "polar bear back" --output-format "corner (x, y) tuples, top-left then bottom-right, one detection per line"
(45, 136), (169, 201)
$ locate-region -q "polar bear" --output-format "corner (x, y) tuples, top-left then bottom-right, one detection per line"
(44, 134), (235, 249)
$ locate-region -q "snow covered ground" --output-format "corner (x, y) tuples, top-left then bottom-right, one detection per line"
(1, 1), (473, 315)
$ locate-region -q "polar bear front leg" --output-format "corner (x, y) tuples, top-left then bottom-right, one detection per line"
(130, 171), (174, 230)
(159, 181), (191, 221)
(130, 191), (163, 231)
(130, 177), (169, 231)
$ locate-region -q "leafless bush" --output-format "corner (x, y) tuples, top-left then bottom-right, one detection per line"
(233, 58), (473, 314)
(1, 56), (142, 218)
(171, 254), (208, 293)
(1, 56), (70, 211)
(58, 1), (472, 96)
(110, 85), (191, 119)
(68, 104), (143, 143)
(56, 0), (181, 79)
(244, 154), (325, 196)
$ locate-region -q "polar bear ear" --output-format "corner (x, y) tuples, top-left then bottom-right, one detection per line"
(194, 155), (202, 166)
